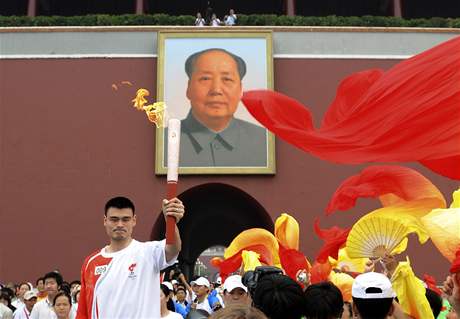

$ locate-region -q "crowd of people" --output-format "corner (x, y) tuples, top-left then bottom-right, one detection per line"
(194, 9), (237, 27)
(1, 263), (460, 319)
(1, 195), (460, 319)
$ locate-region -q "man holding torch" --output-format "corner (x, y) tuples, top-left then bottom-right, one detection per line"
(76, 195), (184, 319)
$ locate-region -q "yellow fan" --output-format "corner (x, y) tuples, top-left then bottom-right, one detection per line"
(346, 209), (428, 259)
(421, 189), (460, 262)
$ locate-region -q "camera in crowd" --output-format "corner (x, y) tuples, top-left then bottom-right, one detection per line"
(242, 266), (283, 297)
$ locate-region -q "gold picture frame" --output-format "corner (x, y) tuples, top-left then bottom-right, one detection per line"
(155, 31), (275, 174)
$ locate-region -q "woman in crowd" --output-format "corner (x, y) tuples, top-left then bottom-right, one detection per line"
(53, 292), (72, 319)
(161, 284), (183, 319)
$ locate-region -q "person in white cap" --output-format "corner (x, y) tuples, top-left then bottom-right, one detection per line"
(188, 277), (219, 315)
(222, 275), (249, 307)
(13, 290), (37, 319)
(352, 272), (396, 319)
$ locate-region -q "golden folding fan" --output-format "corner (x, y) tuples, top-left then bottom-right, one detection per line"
(346, 210), (428, 259)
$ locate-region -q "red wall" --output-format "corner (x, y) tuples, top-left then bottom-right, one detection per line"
(1, 57), (457, 283)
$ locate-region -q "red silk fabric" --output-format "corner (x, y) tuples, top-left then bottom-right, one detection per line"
(242, 36), (460, 180)
(314, 218), (350, 262)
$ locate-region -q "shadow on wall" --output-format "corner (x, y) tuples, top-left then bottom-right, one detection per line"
(151, 182), (273, 279)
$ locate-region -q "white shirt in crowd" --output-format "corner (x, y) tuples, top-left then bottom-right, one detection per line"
(225, 14), (237, 25)
(29, 298), (56, 319)
(195, 18), (205, 26)
(13, 307), (31, 319)
(161, 311), (182, 319)
(0, 303), (13, 319)
(11, 300), (24, 311)
(211, 18), (221, 26)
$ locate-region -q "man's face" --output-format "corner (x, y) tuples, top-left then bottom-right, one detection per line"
(186, 50), (243, 129)
(223, 288), (248, 306)
(195, 285), (209, 298)
(44, 278), (59, 297)
(104, 207), (136, 242)
(24, 297), (37, 312)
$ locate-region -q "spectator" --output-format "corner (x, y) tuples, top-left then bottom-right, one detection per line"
(195, 13), (205, 26)
(14, 291), (37, 319)
(210, 14), (221, 27)
(175, 286), (188, 318)
(222, 275), (249, 307)
(30, 271), (64, 319)
(0, 291), (16, 314)
(351, 272), (395, 319)
(224, 9), (237, 26)
(205, 1), (213, 24)
(53, 292), (72, 319)
(34, 278), (46, 302)
(210, 304), (267, 318)
(12, 283), (30, 310)
(161, 284), (182, 319)
(0, 292), (13, 319)
(251, 273), (306, 319)
(187, 277), (219, 315)
(303, 282), (344, 319)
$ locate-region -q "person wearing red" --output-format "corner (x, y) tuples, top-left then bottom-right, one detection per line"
(76, 196), (184, 319)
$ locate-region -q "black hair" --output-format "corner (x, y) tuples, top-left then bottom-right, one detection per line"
(70, 280), (81, 287)
(0, 287), (15, 300)
(425, 288), (443, 318)
(44, 271), (63, 287)
(185, 48), (247, 80)
(252, 273), (306, 319)
(304, 282), (344, 319)
(104, 196), (135, 216)
(352, 297), (393, 319)
(36, 277), (44, 286)
(53, 291), (72, 306)
(0, 292), (15, 312)
(160, 284), (176, 312)
(60, 282), (71, 295)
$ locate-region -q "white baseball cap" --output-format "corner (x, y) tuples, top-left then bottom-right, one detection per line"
(191, 277), (210, 288)
(223, 275), (247, 293)
(352, 272), (396, 299)
(162, 281), (174, 292)
(24, 291), (38, 300)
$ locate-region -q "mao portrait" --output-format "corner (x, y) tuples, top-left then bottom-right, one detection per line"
(156, 32), (275, 174)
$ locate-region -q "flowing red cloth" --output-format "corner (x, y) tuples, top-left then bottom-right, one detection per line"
(217, 244), (273, 282)
(450, 248), (460, 274)
(325, 165), (446, 215)
(310, 261), (332, 284)
(423, 274), (443, 296)
(242, 36), (460, 180)
(314, 218), (350, 262)
(278, 243), (310, 287)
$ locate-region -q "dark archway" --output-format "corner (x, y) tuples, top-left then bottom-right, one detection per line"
(151, 183), (273, 279)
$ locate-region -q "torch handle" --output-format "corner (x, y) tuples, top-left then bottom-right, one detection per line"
(166, 181), (178, 244)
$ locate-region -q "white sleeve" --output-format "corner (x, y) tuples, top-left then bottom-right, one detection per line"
(146, 239), (177, 271)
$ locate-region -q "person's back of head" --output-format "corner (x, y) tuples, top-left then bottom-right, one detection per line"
(304, 281), (343, 319)
(252, 273), (305, 319)
(210, 304), (267, 319)
(425, 288), (443, 318)
(352, 272), (395, 319)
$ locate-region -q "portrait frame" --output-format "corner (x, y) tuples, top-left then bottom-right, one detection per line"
(155, 31), (275, 175)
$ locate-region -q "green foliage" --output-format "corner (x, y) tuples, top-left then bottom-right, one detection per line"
(0, 14), (458, 28)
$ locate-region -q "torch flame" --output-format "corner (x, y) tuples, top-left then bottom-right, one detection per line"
(132, 88), (167, 128)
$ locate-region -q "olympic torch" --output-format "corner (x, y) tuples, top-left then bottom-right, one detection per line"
(166, 119), (181, 244)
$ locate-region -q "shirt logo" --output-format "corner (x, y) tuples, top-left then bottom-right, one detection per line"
(128, 263), (137, 279)
(95, 265), (107, 276)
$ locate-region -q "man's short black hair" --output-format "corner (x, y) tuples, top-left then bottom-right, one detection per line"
(43, 271), (63, 287)
(185, 48), (247, 80)
(425, 288), (443, 318)
(304, 282), (344, 319)
(252, 273), (306, 319)
(352, 297), (393, 319)
(104, 196), (135, 216)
